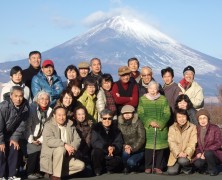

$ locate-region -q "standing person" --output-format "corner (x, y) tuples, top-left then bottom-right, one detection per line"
(118, 105), (145, 174)
(193, 109), (222, 176)
(128, 57), (140, 83)
(78, 62), (90, 89)
(63, 65), (79, 88)
(40, 106), (85, 180)
(31, 59), (64, 108)
(167, 109), (197, 175)
(175, 94), (198, 125)
(138, 81), (170, 174)
(178, 65), (204, 110)
(96, 74), (117, 121)
(91, 109), (123, 176)
(22, 51), (41, 96)
(26, 91), (52, 179)
(0, 86), (29, 180)
(112, 66), (138, 115)
(1, 66), (31, 103)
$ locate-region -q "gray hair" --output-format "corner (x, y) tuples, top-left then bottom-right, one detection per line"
(10, 86), (24, 95)
(90, 57), (101, 66)
(100, 109), (113, 118)
(33, 90), (51, 103)
(147, 81), (159, 91)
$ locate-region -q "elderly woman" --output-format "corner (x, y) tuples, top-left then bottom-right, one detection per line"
(178, 65), (204, 110)
(91, 109), (123, 176)
(138, 81), (170, 174)
(167, 109), (197, 175)
(96, 74), (117, 121)
(193, 109), (222, 176)
(55, 89), (76, 121)
(118, 105), (145, 174)
(175, 94), (198, 125)
(26, 91), (53, 179)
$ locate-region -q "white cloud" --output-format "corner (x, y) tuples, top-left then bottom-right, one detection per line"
(10, 38), (29, 46)
(51, 16), (75, 29)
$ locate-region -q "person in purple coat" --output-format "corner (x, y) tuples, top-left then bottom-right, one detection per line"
(193, 109), (222, 176)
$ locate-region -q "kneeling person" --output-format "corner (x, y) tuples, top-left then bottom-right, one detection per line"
(40, 106), (85, 179)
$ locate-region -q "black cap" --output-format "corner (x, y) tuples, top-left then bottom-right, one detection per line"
(183, 65), (195, 75)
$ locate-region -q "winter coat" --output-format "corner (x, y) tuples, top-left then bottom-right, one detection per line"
(118, 113), (145, 153)
(40, 119), (81, 174)
(178, 80), (204, 109)
(1, 80), (31, 103)
(0, 98), (29, 144)
(138, 95), (170, 149)
(168, 122), (197, 166)
(195, 123), (222, 163)
(78, 91), (97, 122)
(91, 122), (123, 156)
(31, 70), (64, 107)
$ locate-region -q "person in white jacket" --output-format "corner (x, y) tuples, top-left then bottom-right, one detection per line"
(1, 66), (31, 103)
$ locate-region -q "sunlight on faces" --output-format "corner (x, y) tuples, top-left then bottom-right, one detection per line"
(79, 68), (89, 78)
(141, 68), (152, 84)
(176, 113), (188, 126)
(86, 85), (96, 95)
(37, 94), (50, 108)
(147, 83), (158, 96)
(42, 65), (54, 76)
(62, 93), (73, 107)
(29, 54), (41, 69)
(163, 72), (173, 85)
(91, 59), (101, 74)
(198, 115), (209, 127)
(178, 100), (188, 110)
(54, 108), (67, 126)
(184, 71), (194, 83)
(67, 69), (77, 80)
(102, 115), (113, 128)
(76, 108), (86, 123)
(120, 73), (130, 83)
(10, 90), (24, 106)
(11, 71), (22, 84)
(102, 80), (112, 91)
(123, 112), (133, 120)
(128, 60), (139, 72)
(71, 86), (81, 97)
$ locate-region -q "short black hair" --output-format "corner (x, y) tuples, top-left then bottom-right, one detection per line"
(10, 66), (22, 76)
(64, 65), (79, 79)
(29, 51), (41, 58)
(174, 108), (189, 122)
(161, 67), (174, 78)
(53, 105), (67, 115)
(175, 94), (193, 110)
(128, 57), (140, 68)
(84, 76), (97, 90)
(99, 73), (113, 87)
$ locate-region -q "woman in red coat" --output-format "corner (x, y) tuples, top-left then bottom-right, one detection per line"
(193, 109), (222, 176)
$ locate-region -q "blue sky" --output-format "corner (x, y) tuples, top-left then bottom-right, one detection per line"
(1, 0), (222, 62)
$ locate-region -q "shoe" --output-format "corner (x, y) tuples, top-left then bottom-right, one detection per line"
(123, 168), (129, 175)
(210, 171), (219, 176)
(145, 168), (152, 174)
(8, 176), (21, 180)
(181, 168), (192, 175)
(154, 168), (163, 174)
(28, 174), (39, 179)
(50, 175), (61, 180)
(107, 170), (113, 174)
(0, 178), (7, 180)
(35, 173), (44, 178)
(94, 170), (101, 176)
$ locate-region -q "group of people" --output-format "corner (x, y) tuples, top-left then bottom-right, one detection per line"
(0, 51), (221, 180)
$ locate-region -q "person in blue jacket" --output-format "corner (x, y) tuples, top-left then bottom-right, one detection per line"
(31, 59), (64, 107)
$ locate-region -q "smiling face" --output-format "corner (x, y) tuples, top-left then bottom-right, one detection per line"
(148, 83), (158, 96)
(79, 68), (89, 78)
(128, 60), (139, 72)
(123, 112), (133, 120)
(62, 93), (73, 107)
(198, 115), (209, 127)
(71, 86), (81, 97)
(42, 65), (54, 76)
(141, 68), (152, 84)
(10, 90), (24, 106)
(37, 94), (50, 108)
(91, 59), (101, 75)
(67, 69), (77, 80)
(29, 53), (41, 69)
(75, 108), (86, 123)
(102, 80), (112, 91)
(163, 72), (173, 85)
(176, 113), (188, 126)
(101, 115), (113, 128)
(184, 71), (194, 83)
(86, 85), (96, 95)
(178, 100), (188, 110)
(120, 74), (130, 83)
(54, 108), (66, 126)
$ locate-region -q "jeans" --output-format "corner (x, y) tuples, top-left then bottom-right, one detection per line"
(122, 151), (144, 170)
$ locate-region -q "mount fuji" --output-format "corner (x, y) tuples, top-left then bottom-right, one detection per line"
(0, 16), (221, 96)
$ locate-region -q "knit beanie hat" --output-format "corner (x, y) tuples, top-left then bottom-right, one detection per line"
(183, 65), (195, 75)
(196, 109), (210, 120)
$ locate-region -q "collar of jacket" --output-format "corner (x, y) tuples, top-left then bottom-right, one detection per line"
(173, 121), (191, 132)
(118, 113), (138, 124)
(51, 118), (73, 127)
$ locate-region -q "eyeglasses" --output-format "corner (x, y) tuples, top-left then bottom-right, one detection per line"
(142, 74), (151, 77)
(102, 117), (112, 120)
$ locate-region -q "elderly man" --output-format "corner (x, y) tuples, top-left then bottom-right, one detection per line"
(0, 86), (29, 180)
(78, 61), (90, 88)
(31, 59), (64, 107)
(40, 106), (85, 180)
(88, 58), (103, 88)
(178, 65), (204, 109)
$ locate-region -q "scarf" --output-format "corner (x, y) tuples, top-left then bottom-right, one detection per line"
(145, 93), (161, 101)
(179, 78), (191, 91)
(104, 90), (117, 115)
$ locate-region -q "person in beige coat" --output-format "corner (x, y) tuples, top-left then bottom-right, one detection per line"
(40, 106), (85, 180)
(167, 109), (197, 175)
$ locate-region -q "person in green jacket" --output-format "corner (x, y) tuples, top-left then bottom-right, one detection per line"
(138, 81), (170, 174)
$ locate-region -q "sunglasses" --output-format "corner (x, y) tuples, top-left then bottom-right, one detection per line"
(102, 117), (112, 120)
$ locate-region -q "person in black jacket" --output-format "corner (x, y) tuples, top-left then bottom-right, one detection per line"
(91, 109), (123, 176)
(0, 86), (29, 180)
